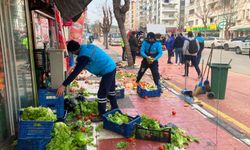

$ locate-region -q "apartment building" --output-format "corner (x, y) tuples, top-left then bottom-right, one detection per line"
(125, 0), (138, 31)
(186, 0), (250, 38)
(126, 0), (180, 32)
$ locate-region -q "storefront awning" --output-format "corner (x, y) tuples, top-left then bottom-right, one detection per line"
(229, 24), (250, 31)
(54, 0), (92, 22)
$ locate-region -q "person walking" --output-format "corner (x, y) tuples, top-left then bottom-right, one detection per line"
(165, 34), (175, 64)
(136, 32), (163, 91)
(174, 33), (184, 65)
(57, 40), (118, 122)
(195, 32), (205, 65)
(182, 31), (201, 77)
(121, 39), (126, 61)
(129, 31), (139, 64)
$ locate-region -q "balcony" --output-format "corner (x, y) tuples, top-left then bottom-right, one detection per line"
(161, 17), (177, 21)
(162, 9), (178, 13)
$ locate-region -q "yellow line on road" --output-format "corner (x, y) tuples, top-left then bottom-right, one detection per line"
(163, 80), (250, 134)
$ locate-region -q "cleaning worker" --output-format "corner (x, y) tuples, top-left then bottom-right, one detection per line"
(136, 32), (163, 92)
(57, 40), (118, 122)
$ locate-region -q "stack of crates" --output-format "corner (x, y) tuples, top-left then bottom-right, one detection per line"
(17, 111), (54, 150)
(38, 89), (64, 118)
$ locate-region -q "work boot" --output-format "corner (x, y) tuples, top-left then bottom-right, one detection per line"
(91, 115), (103, 122)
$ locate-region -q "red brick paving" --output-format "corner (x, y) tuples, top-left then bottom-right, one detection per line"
(105, 43), (250, 135)
(95, 41), (249, 149)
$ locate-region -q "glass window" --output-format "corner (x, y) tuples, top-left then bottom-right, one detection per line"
(10, 0), (34, 107)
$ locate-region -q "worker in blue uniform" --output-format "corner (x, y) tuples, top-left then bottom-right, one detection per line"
(57, 40), (118, 122)
(136, 32), (163, 92)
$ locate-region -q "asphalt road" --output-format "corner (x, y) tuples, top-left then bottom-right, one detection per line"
(201, 48), (250, 76)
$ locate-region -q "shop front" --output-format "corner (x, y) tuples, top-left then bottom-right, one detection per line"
(185, 23), (219, 37)
(0, 0), (36, 147)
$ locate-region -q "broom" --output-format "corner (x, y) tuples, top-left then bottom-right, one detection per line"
(204, 47), (214, 92)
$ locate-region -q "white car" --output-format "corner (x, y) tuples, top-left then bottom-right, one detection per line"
(223, 37), (245, 51)
(109, 33), (122, 46)
(233, 35), (250, 54)
(204, 37), (226, 48)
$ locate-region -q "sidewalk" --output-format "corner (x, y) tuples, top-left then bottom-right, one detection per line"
(104, 42), (250, 137)
(94, 41), (249, 149)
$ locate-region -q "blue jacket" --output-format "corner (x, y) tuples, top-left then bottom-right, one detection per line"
(63, 44), (116, 86)
(165, 36), (175, 51)
(195, 36), (205, 43)
(140, 40), (162, 61)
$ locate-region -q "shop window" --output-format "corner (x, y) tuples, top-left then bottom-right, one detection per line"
(10, 0), (34, 107)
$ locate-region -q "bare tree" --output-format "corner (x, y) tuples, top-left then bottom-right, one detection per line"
(100, 6), (112, 49)
(92, 21), (101, 41)
(113, 0), (133, 67)
(218, 0), (246, 39)
(195, 0), (213, 36)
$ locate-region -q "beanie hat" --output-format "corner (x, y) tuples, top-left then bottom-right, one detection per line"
(147, 32), (156, 40)
(67, 40), (80, 52)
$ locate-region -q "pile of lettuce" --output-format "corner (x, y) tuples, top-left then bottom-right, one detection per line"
(107, 112), (130, 125)
(46, 122), (93, 150)
(21, 106), (57, 121)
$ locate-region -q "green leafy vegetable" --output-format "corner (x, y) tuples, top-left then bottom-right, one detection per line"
(21, 106), (57, 121)
(116, 141), (129, 149)
(107, 112), (129, 125)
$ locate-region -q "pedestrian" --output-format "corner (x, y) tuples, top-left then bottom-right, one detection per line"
(182, 31), (201, 78)
(121, 39), (126, 61)
(195, 32), (205, 65)
(57, 40), (118, 122)
(129, 31), (139, 64)
(136, 32), (163, 92)
(174, 33), (184, 65)
(165, 34), (175, 64)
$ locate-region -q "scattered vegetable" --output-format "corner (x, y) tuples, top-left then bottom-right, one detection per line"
(115, 141), (129, 149)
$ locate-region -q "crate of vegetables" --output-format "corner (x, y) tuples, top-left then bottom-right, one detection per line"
(135, 115), (171, 142)
(18, 107), (56, 139)
(115, 85), (125, 99)
(137, 84), (161, 98)
(38, 89), (64, 118)
(17, 138), (51, 150)
(102, 109), (141, 138)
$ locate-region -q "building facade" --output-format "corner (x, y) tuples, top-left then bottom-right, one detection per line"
(186, 0), (250, 38)
(126, 0), (180, 32)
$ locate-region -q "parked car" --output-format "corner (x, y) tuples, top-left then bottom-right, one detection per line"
(204, 37), (226, 48)
(223, 37), (245, 51)
(109, 33), (122, 46)
(232, 35), (250, 54)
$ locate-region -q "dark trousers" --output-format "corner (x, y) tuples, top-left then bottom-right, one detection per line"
(136, 59), (160, 86)
(196, 49), (203, 65)
(175, 48), (183, 64)
(122, 47), (126, 61)
(184, 55), (201, 76)
(168, 50), (173, 63)
(98, 69), (118, 116)
(131, 50), (136, 64)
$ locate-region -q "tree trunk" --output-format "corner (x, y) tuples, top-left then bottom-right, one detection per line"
(113, 0), (133, 67)
(105, 33), (109, 49)
(103, 34), (106, 46)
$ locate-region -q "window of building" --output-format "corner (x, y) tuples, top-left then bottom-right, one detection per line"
(189, 9), (195, 15)
(210, 18), (214, 23)
(188, 21), (194, 26)
(243, 10), (245, 19)
(196, 19), (198, 25)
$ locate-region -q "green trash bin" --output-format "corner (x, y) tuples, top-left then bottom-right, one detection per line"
(210, 63), (231, 99)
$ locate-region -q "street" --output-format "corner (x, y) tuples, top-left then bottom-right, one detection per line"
(202, 48), (250, 76)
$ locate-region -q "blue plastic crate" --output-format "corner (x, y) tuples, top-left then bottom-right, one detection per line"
(102, 109), (141, 138)
(116, 88), (125, 99)
(38, 89), (64, 118)
(38, 89), (64, 105)
(17, 138), (50, 150)
(44, 103), (64, 119)
(137, 85), (161, 98)
(18, 111), (54, 139)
